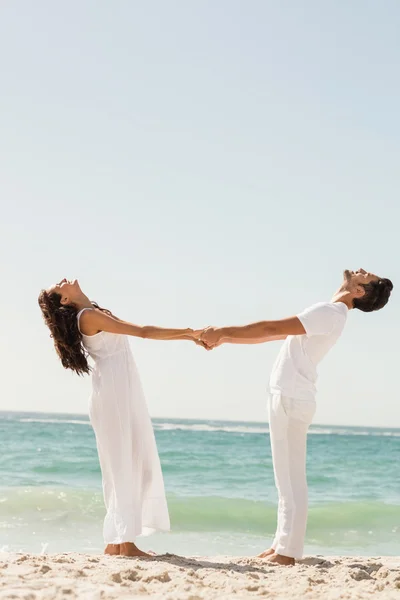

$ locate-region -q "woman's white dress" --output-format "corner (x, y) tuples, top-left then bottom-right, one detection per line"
(77, 308), (170, 544)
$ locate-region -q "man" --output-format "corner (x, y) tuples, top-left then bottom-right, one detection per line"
(200, 269), (393, 565)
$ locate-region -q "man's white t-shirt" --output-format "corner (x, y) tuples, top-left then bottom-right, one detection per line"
(269, 302), (348, 401)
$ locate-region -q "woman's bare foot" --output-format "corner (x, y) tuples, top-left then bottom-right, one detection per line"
(120, 542), (155, 558)
(104, 544), (120, 555)
(266, 553), (295, 566)
(257, 548), (275, 558)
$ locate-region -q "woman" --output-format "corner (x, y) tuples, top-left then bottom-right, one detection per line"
(38, 278), (203, 557)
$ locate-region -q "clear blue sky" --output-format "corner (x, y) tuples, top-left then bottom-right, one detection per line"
(1, 1), (399, 427)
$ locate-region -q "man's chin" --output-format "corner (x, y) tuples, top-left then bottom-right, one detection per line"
(343, 269), (352, 281)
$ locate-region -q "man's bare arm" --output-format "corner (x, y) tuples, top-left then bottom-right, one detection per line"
(201, 317), (305, 348)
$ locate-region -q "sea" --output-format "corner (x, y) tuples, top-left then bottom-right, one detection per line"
(0, 411), (399, 557)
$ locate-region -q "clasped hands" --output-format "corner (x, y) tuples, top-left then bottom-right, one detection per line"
(191, 327), (223, 351)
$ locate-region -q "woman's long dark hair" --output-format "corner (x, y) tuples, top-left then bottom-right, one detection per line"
(38, 290), (110, 376)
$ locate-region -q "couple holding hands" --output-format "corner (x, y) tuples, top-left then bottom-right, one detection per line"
(38, 269), (392, 563)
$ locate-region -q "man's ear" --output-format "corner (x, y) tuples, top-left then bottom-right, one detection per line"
(354, 285), (365, 299)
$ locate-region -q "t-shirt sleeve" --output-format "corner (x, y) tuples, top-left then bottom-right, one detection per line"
(297, 303), (341, 336)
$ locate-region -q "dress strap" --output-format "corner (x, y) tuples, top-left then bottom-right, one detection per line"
(77, 307), (94, 334)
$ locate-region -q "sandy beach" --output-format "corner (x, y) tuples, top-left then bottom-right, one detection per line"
(1, 552), (399, 600)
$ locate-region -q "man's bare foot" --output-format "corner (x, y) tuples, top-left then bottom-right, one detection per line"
(257, 548), (275, 558)
(120, 542), (155, 558)
(266, 553), (295, 566)
(104, 544), (120, 555)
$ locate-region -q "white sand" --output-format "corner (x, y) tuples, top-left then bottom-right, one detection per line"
(1, 552), (399, 599)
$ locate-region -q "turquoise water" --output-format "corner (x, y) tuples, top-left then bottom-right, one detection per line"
(0, 411), (399, 556)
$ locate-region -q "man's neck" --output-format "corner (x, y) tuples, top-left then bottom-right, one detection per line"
(331, 288), (353, 309)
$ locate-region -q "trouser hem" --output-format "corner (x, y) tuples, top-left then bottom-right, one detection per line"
(274, 543), (303, 560)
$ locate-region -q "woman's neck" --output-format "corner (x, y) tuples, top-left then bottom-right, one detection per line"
(73, 294), (93, 311)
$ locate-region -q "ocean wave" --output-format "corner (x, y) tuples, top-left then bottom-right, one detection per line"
(0, 487), (398, 540)
(310, 428), (400, 437)
(9, 416), (400, 437)
(18, 418), (90, 426)
(154, 423), (400, 437)
(154, 423), (268, 434)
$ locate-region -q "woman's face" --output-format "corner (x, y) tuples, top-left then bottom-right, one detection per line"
(47, 278), (81, 304)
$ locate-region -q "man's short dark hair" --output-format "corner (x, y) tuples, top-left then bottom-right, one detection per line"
(353, 278), (393, 312)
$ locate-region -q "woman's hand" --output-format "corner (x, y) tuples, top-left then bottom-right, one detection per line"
(191, 329), (213, 350)
(200, 326), (224, 349)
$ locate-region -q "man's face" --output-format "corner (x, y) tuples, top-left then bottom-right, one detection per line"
(343, 268), (379, 290)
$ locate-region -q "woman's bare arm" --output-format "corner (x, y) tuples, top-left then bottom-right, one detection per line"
(80, 308), (199, 341)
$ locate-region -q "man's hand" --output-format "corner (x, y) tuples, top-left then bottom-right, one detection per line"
(200, 326), (223, 350)
(191, 329), (212, 350)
